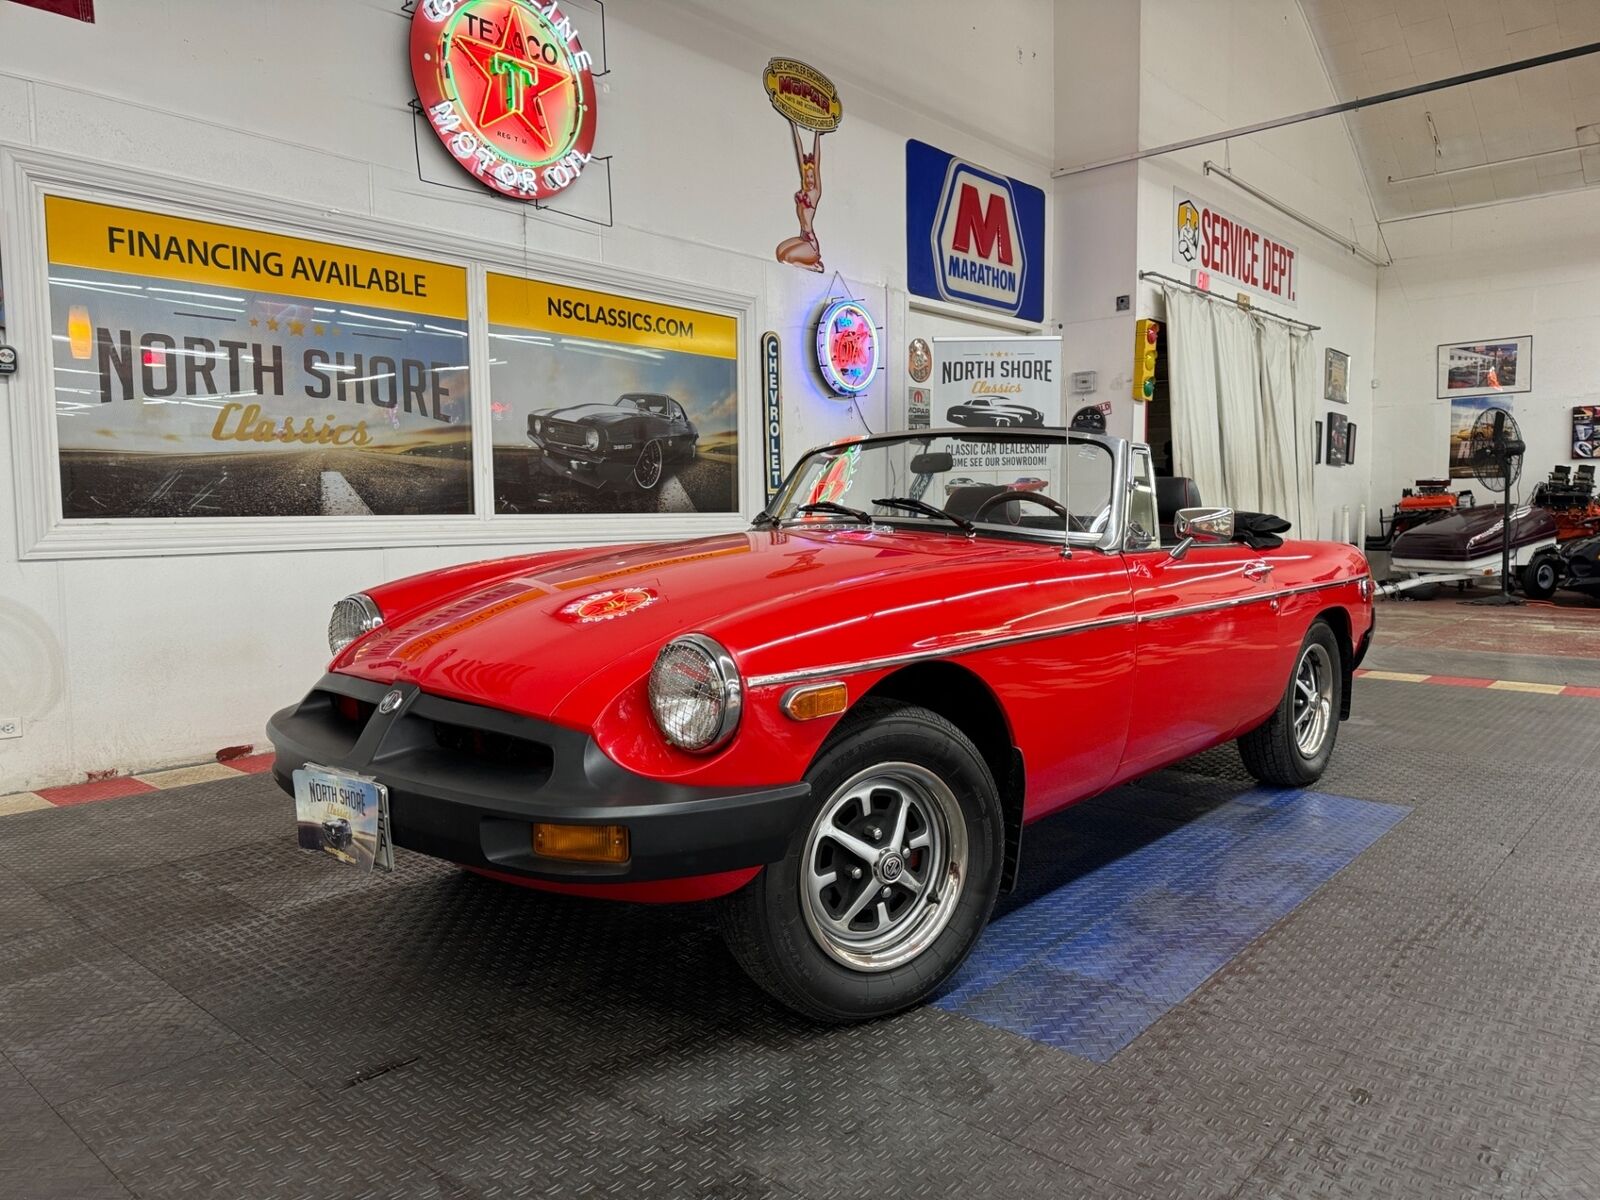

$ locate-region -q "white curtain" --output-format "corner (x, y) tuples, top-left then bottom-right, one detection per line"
(1162, 286), (1225, 509)
(1163, 284), (1318, 535)
(1256, 319), (1296, 528)
(1289, 330), (1319, 537)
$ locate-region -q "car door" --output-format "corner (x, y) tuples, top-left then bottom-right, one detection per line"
(1117, 458), (1284, 775)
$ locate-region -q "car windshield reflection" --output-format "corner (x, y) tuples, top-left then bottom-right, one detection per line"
(766, 432), (1116, 542)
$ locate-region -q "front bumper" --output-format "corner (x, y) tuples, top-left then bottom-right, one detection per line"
(266, 674), (810, 885)
(528, 441), (632, 490)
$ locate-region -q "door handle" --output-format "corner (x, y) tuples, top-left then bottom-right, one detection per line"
(1243, 561), (1274, 581)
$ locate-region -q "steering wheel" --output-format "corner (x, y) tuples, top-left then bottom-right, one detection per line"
(971, 490), (1086, 531)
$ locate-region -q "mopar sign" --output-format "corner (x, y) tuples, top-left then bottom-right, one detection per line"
(906, 139), (1044, 322)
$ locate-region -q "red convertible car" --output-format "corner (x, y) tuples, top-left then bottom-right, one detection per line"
(268, 429), (1373, 1021)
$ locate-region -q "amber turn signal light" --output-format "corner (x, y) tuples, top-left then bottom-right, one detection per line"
(531, 822), (630, 864)
(781, 681), (848, 721)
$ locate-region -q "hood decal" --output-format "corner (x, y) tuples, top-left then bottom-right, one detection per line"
(557, 588), (659, 623)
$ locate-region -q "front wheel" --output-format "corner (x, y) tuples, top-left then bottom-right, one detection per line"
(632, 440), (665, 491)
(719, 701), (1003, 1022)
(1522, 552), (1560, 600)
(1237, 621), (1342, 787)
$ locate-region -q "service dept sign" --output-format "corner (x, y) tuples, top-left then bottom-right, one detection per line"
(411, 0), (597, 202)
(1172, 188), (1298, 306)
(906, 140), (1045, 323)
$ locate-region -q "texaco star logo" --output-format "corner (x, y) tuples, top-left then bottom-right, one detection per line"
(411, 0), (598, 202)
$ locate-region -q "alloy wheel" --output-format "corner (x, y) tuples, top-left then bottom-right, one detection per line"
(634, 440), (664, 490)
(1293, 642), (1334, 757)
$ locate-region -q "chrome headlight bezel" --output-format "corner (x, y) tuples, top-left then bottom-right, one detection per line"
(647, 634), (742, 753)
(328, 593), (384, 655)
(584, 427), (602, 451)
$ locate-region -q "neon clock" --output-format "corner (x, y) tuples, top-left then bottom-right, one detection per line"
(410, 0), (598, 202)
(815, 299), (879, 396)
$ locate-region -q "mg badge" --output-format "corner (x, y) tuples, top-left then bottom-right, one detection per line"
(378, 690), (404, 715)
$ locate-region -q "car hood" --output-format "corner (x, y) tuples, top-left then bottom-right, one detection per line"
(333, 528), (1075, 723)
(538, 402), (636, 424)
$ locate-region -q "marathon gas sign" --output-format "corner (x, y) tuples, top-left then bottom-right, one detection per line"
(1172, 189), (1298, 307)
(906, 140), (1045, 323)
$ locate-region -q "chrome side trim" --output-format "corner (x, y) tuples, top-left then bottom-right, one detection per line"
(746, 575), (1368, 689)
(747, 613), (1139, 689)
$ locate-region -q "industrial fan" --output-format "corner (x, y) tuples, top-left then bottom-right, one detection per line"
(1466, 406), (1526, 605)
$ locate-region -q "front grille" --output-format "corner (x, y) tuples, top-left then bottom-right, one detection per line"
(543, 419), (590, 450)
(430, 719), (553, 773)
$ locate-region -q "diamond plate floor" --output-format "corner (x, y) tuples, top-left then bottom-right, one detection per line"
(3, 606), (1600, 1198)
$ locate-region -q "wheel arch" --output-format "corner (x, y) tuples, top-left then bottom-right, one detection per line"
(1314, 605), (1355, 720)
(839, 661), (1025, 895)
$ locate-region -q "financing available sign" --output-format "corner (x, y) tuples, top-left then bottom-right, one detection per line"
(906, 140), (1045, 323)
(1172, 188), (1298, 307)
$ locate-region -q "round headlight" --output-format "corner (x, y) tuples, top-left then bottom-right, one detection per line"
(532, 417), (544, 435)
(584, 427), (601, 450)
(648, 634), (742, 752)
(328, 593), (383, 654)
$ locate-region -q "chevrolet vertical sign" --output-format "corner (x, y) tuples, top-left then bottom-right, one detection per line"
(761, 331), (784, 500)
(906, 139), (1045, 323)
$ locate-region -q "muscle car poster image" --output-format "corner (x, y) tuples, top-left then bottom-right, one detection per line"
(46, 198), (472, 519)
(932, 335), (1062, 487)
(488, 274), (739, 514)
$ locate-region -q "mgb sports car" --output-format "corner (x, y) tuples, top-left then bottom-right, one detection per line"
(268, 428), (1373, 1021)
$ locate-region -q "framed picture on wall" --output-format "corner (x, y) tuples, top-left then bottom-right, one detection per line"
(1437, 336), (1532, 398)
(1315, 420), (1323, 465)
(1324, 348), (1349, 404)
(1346, 422), (1358, 465)
(1574, 405), (1599, 460)
(1326, 412), (1349, 467)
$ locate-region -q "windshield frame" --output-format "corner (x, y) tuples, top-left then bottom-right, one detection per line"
(760, 427), (1131, 553)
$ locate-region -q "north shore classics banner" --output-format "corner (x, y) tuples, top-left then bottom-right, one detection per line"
(46, 196), (472, 519)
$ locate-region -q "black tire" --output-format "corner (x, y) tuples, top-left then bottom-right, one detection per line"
(1237, 621), (1343, 787)
(1522, 552), (1560, 600)
(632, 440), (665, 491)
(719, 700), (1004, 1022)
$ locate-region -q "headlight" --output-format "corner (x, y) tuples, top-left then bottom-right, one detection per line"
(584, 427), (601, 450)
(328, 593), (383, 654)
(532, 417), (544, 435)
(648, 634), (742, 752)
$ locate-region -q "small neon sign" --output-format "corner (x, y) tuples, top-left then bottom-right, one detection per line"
(815, 299), (879, 396)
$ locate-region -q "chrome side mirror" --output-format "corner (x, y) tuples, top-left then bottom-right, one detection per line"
(1169, 507), (1234, 560)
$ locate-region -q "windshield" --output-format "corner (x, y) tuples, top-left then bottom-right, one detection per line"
(766, 432), (1117, 542)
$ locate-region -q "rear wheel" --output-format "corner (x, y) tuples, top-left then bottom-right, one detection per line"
(1238, 621), (1342, 787)
(1522, 552), (1560, 600)
(719, 701), (1003, 1022)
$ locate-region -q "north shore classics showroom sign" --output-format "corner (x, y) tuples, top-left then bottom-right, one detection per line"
(906, 140), (1046, 323)
(1172, 188), (1299, 306)
(410, 0), (598, 202)
(45, 196), (471, 519)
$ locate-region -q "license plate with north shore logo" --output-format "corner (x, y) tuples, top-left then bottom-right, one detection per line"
(292, 765), (394, 874)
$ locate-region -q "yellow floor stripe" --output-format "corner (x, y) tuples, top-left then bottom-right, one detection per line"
(1359, 670), (1432, 682)
(1487, 680), (1566, 695)
(0, 792), (54, 815)
(134, 762), (245, 789)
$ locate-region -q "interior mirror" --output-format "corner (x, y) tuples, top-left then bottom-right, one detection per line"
(910, 451), (954, 475)
(1170, 507), (1234, 559)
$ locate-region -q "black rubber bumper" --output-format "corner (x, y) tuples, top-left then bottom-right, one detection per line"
(265, 674), (810, 885)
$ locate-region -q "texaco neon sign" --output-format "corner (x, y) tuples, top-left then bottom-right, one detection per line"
(410, 0), (598, 202)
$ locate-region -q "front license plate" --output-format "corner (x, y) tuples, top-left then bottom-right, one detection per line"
(292, 765), (394, 874)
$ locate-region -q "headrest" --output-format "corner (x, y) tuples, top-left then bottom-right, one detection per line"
(943, 484), (1009, 520)
(1156, 476), (1202, 519)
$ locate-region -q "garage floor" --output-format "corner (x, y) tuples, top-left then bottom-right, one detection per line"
(4, 594), (1599, 1200)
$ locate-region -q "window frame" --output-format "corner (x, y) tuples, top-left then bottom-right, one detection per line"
(1, 146), (760, 560)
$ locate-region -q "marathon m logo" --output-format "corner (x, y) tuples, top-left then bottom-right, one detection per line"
(907, 139), (1044, 323)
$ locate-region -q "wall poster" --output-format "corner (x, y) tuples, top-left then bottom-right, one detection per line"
(1449, 394), (1512, 479)
(1326, 411), (1349, 467)
(1437, 336), (1532, 398)
(1573, 405), (1598, 460)
(488, 274), (740, 514)
(931, 336), (1065, 501)
(45, 197), (472, 519)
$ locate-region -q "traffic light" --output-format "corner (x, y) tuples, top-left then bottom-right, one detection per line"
(1132, 319), (1160, 402)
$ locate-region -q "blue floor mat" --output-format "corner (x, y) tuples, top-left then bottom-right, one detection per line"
(934, 785), (1409, 1061)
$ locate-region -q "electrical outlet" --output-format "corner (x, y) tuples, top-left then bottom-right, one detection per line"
(0, 718), (20, 739)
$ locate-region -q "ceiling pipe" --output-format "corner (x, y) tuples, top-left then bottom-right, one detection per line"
(1203, 161), (1391, 268)
(1387, 139), (1597, 185)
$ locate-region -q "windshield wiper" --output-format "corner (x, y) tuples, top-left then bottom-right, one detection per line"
(795, 501), (875, 524)
(871, 496), (975, 533)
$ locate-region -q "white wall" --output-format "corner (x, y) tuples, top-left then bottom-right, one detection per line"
(0, 0), (1057, 791)
(1373, 188), (1600, 520)
(1132, 0), (1381, 537)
